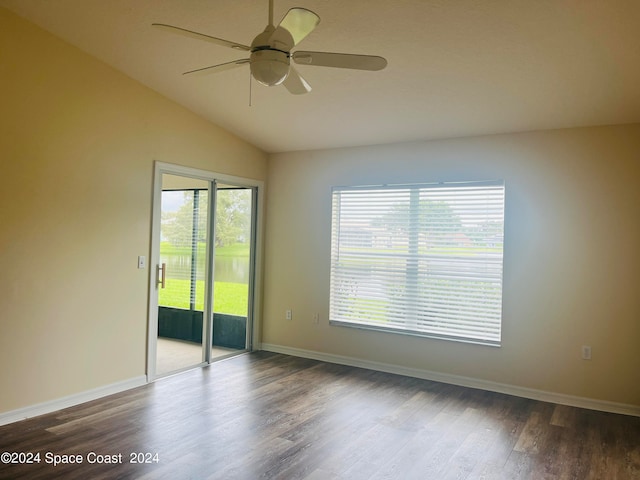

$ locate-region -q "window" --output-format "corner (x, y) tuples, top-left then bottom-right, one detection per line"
(329, 180), (505, 346)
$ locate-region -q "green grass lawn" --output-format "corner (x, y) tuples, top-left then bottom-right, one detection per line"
(158, 242), (250, 315)
(159, 279), (248, 316)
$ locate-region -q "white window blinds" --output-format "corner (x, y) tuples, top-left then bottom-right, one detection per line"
(329, 180), (505, 346)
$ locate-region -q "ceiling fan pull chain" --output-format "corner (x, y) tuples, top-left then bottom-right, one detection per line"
(249, 68), (253, 107)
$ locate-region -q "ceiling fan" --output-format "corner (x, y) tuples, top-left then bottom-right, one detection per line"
(152, 0), (387, 94)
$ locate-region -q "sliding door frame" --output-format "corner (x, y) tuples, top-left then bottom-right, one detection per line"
(146, 161), (264, 382)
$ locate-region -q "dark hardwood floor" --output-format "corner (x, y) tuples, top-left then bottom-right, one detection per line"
(1, 352), (639, 479)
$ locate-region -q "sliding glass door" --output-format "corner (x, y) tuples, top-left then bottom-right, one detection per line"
(148, 164), (261, 379)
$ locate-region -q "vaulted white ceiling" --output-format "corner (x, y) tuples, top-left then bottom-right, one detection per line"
(2, 0), (640, 153)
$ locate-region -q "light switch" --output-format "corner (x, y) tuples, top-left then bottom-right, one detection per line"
(138, 256), (146, 269)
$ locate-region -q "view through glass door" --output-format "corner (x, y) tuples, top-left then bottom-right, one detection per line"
(210, 185), (255, 360)
(153, 172), (257, 377)
(156, 175), (209, 375)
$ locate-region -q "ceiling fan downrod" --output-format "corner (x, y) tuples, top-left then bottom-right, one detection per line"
(268, 0), (274, 26)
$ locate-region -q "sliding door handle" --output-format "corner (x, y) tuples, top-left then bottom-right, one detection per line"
(158, 263), (166, 289)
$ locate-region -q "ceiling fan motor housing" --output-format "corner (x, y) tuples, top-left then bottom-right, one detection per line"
(250, 49), (290, 86)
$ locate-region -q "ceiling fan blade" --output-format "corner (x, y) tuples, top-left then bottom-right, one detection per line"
(152, 23), (250, 51)
(282, 67), (312, 95)
(183, 59), (249, 76)
(277, 8), (320, 46)
(293, 51), (387, 71)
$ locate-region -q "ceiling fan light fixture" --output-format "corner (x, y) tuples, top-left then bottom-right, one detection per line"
(154, 0), (387, 95)
(250, 49), (290, 86)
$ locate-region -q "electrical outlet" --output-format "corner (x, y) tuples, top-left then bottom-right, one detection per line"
(581, 345), (592, 360)
(286, 309), (292, 321)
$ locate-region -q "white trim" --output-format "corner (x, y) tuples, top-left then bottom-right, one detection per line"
(0, 376), (147, 426)
(261, 343), (640, 417)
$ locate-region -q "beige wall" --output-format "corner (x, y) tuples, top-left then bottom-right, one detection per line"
(0, 8), (267, 413)
(263, 125), (640, 406)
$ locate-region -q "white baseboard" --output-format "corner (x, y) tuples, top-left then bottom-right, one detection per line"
(261, 343), (640, 417)
(0, 376), (147, 426)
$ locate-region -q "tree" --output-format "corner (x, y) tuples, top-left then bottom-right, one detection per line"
(214, 189), (251, 247)
(373, 197), (463, 248)
(161, 189), (251, 248)
(161, 190), (208, 248)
